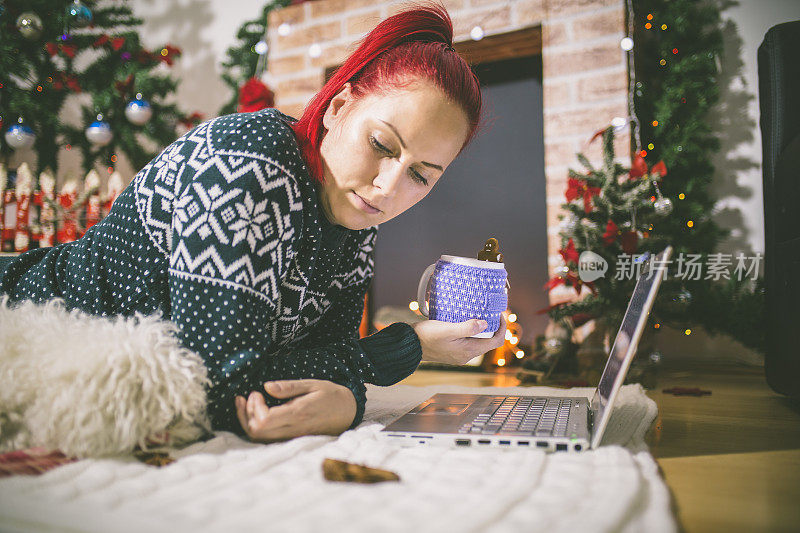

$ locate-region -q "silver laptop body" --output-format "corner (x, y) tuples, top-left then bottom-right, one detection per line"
(379, 247), (672, 452)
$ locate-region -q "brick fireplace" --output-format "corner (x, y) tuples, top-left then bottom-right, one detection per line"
(265, 0), (630, 301)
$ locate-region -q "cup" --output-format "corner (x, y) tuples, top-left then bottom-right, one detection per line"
(417, 255), (509, 338)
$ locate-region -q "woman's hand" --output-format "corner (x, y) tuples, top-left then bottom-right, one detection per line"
(412, 314), (507, 365)
(234, 379), (357, 443)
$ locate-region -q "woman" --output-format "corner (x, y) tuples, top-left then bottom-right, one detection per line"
(0, 5), (506, 442)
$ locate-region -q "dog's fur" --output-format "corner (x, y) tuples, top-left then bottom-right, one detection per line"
(0, 296), (211, 458)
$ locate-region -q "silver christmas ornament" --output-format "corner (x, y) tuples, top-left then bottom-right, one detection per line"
(66, 1), (93, 28)
(4, 122), (36, 150)
(125, 96), (153, 125)
(653, 196), (673, 216)
(16, 12), (43, 40)
(85, 120), (113, 146)
(675, 289), (692, 305)
(543, 337), (565, 356)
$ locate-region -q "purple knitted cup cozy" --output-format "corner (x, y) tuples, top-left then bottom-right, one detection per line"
(422, 257), (508, 336)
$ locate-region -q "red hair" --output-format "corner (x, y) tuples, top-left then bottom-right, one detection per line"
(291, 3), (482, 183)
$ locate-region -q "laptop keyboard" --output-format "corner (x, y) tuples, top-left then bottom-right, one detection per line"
(458, 397), (573, 437)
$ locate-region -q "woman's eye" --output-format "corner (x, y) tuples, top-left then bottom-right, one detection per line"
(369, 136), (392, 155)
(370, 135), (428, 186)
(410, 169), (429, 186)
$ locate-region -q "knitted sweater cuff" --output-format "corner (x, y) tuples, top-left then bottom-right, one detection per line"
(347, 383), (367, 430)
(359, 322), (422, 386)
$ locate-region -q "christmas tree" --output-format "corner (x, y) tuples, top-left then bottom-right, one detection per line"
(0, 0), (189, 174)
(218, 0), (293, 116)
(545, 0), (765, 354)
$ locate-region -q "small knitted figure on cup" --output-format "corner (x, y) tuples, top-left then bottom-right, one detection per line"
(477, 237), (503, 263)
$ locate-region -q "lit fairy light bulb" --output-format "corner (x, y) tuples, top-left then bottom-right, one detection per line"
(497, 358), (506, 367)
(507, 313), (517, 323)
(620, 37), (634, 51)
(510, 336), (518, 345)
(308, 43), (322, 58)
(409, 301), (419, 312)
(470, 25), (484, 41)
(278, 22), (291, 36)
(254, 40), (268, 55)
(505, 330), (513, 341)
(515, 350), (525, 359)
(611, 116), (628, 132)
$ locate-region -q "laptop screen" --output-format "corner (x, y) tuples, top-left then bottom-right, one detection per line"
(589, 247), (671, 448)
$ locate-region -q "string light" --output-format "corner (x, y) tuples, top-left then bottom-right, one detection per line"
(470, 25), (484, 41)
(110, 155), (117, 162)
(661, 24), (668, 30)
(308, 43), (322, 58)
(620, 37), (634, 51)
(510, 336), (518, 345)
(659, 59), (667, 66)
(254, 40), (268, 55)
(645, 22), (652, 29)
(672, 48), (679, 55)
(624, 0), (642, 153)
(652, 120), (659, 126)
(646, 13), (653, 20)
(497, 358), (506, 367)
(640, 150), (647, 157)
(409, 301), (419, 312)
(684, 329), (692, 335)
(687, 220), (694, 228)
(508, 313), (517, 323)
(160, 48), (168, 56)
(277, 22), (291, 36)
(515, 350), (525, 359)
(648, 143), (655, 150)
(678, 193), (685, 200)
(505, 330), (513, 341)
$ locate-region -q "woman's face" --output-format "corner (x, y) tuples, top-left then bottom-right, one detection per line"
(318, 80), (470, 230)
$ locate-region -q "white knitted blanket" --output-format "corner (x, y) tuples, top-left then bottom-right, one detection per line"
(0, 383), (676, 533)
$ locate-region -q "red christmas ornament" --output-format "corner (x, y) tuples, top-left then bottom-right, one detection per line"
(629, 155), (667, 181)
(565, 177), (601, 213)
(620, 231), (639, 254)
(651, 160), (667, 177)
(114, 74), (135, 97)
(558, 238), (580, 265)
(111, 37), (126, 51)
(93, 34), (110, 48)
(237, 77), (275, 113)
(602, 219), (619, 245)
(179, 111), (206, 130)
(629, 154), (648, 179)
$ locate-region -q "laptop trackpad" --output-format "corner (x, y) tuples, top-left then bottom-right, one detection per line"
(417, 403), (470, 415)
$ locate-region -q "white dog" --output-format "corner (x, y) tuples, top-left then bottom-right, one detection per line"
(0, 296), (211, 458)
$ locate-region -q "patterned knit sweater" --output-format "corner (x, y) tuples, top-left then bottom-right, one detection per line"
(0, 109), (423, 433)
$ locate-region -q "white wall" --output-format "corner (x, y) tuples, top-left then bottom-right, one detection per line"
(713, 0), (800, 256)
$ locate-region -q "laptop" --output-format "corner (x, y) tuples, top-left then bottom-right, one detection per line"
(379, 246), (672, 452)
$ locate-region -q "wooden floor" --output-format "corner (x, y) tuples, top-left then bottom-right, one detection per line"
(400, 363), (800, 533)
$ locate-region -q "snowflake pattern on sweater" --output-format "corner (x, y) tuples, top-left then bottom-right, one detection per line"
(0, 109), (422, 433)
